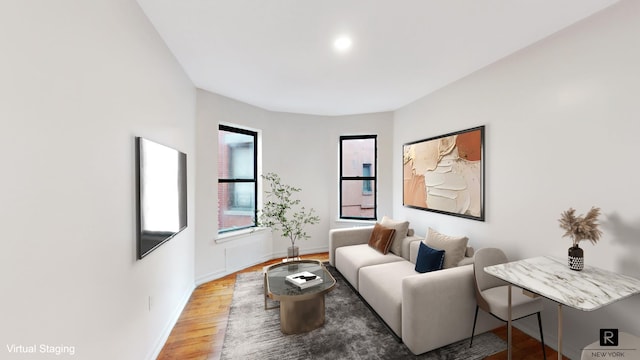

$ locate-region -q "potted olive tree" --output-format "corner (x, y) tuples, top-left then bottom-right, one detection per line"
(258, 172), (320, 261)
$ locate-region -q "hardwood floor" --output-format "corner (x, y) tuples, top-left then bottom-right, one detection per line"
(158, 253), (564, 359)
(484, 325), (568, 360)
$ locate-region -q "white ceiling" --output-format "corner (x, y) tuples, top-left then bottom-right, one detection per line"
(136, 0), (619, 116)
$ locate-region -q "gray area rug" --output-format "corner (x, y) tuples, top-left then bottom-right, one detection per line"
(220, 265), (505, 360)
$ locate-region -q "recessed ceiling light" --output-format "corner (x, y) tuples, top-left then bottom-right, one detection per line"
(334, 36), (352, 52)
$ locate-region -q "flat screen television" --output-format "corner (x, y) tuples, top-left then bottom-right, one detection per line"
(135, 137), (187, 259)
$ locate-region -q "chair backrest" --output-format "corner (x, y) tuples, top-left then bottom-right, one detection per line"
(473, 247), (509, 291)
(473, 248), (510, 312)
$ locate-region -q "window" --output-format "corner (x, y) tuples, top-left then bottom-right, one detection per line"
(362, 163), (372, 194)
(218, 125), (257, 233)
(340, 135), (377, 220)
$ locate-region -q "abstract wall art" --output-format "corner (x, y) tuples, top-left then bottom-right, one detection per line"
(403, 126), (484, 221)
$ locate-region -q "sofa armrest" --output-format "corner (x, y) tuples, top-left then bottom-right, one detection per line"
(328, 226), (373, 266)
(401, 264), (500, 355)
(400, 235), (422, 261)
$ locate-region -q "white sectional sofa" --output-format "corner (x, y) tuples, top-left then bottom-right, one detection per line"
(329, 224), (500, 355)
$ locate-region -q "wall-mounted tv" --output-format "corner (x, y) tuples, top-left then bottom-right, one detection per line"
(135, 137), (187, 259)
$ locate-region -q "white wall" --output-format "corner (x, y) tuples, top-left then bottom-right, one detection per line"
(195, 90), (393, 283)
(4, 0), (635, 358)
(0, 1), (196, 359)
(393, 1), (640, 358)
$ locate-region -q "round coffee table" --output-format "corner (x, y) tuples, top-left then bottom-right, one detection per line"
(264, 260), (336, 334)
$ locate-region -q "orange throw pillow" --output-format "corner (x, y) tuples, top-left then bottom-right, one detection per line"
(368, 223), (396, 254)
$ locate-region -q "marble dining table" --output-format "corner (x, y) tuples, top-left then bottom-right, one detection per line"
(484, 256), (640, 360)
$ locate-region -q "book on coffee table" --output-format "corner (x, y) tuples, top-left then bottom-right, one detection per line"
(285, 271), (322, 289)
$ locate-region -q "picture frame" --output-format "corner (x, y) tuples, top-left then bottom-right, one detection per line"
(403, 126), (485, 221)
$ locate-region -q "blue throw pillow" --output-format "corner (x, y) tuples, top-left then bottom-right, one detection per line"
(415, 242), (445, 273)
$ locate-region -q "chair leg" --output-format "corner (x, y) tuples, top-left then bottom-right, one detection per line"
(470, 305), (479, 348)
(537, 312), (546, 360)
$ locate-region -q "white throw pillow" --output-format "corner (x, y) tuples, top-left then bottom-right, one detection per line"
(379, 216), (410, 256)
(424, 228), (469, 268)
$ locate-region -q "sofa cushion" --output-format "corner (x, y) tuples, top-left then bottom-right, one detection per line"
(424, 228), (469, 269)
(414, 242), (445, 273)
(359, 261), (418, 337)
(335, 244), (404, 291)
(368, 223), (396, 254)
(379, 216), (409, 257)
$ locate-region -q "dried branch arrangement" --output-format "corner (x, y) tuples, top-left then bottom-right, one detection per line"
(558, 207), (603, 247)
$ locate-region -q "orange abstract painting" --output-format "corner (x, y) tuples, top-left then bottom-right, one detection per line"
(403, 126), (484, 221)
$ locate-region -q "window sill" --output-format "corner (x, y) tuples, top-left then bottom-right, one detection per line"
(335, 218), (376, 226)
(215, 227), (269, 244)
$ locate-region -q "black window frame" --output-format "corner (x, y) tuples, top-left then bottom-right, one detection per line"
(218, 124), (258, 233)
(339, 135), (377, 220)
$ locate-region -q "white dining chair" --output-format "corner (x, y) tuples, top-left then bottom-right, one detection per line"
(470, 248), (546, 359)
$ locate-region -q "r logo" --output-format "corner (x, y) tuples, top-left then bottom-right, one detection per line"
(600, 329), (619, 346)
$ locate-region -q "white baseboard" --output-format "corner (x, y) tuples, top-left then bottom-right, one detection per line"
(146, 284), (195, 360)
(195, 267), (228, 286)
(271, 246), (329, 259)
(196, 246), (330, 286)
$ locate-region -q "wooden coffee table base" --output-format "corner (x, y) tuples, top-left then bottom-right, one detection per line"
(279, 295), (326, 334)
